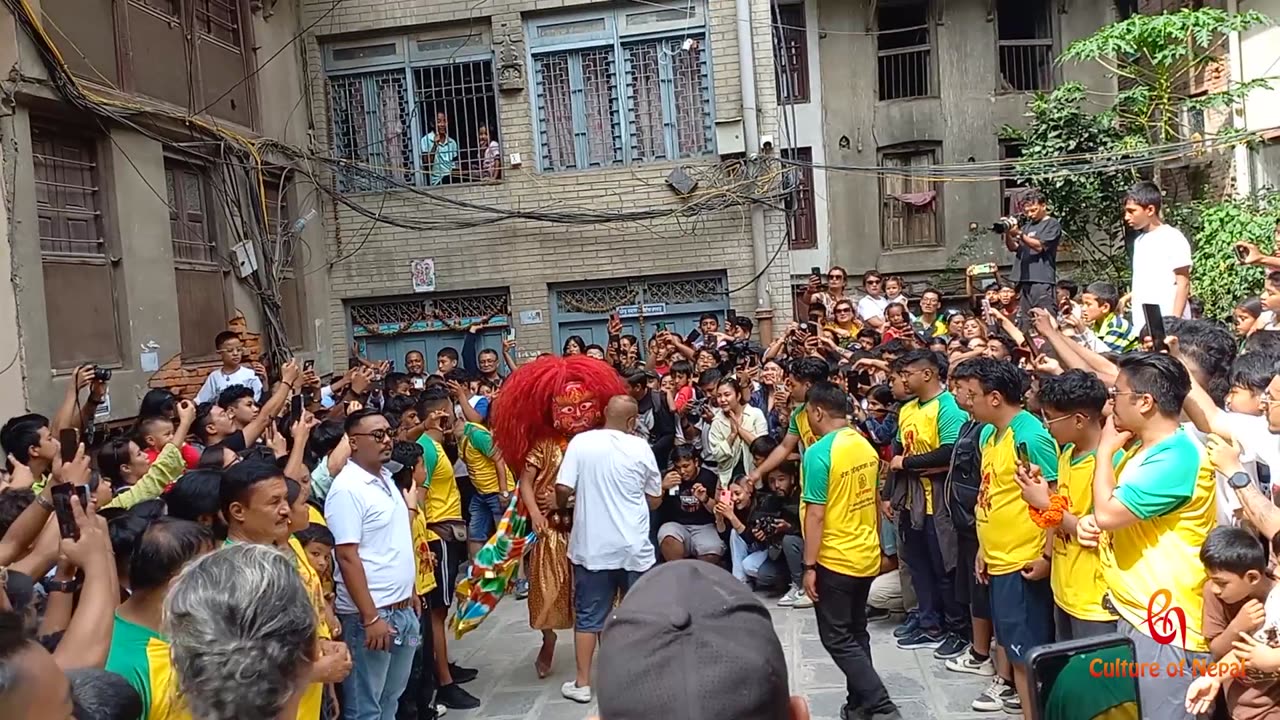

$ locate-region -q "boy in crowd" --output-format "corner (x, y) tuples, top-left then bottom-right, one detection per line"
(194, 331), (262, 404)
(1076, 282), (1139, 353)
(1187, 526), (1280, 719)
(956, 357), (1059, 716)
(801, 381), (902, 720)
(888, 350), (969, 658)
(1021, 370), (1117, 640)
(1078, 353), (1216, 720)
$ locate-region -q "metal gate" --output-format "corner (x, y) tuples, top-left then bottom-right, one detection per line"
(348, 290), (511, 372)
(550, 273), (728, 352)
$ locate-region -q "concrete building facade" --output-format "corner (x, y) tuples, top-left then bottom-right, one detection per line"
(0, 0), (334, 420)
(300, 0), (794, 363)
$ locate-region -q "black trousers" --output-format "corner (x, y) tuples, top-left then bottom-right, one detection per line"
(395, 604), (438, 720)
(814, 565), (898, 717)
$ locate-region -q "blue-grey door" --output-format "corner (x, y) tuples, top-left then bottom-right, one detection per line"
(550, 273), (729, 354)
(348, 292), (511, 374)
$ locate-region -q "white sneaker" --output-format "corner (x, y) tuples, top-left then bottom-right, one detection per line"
(946, 647), (996, 676)
(791, 589), (814, 609)
(777, 586), (802, 607)
(436, 705), (448, 717)
(561, 681), (592, 704)
(972, 677), (1016, 712)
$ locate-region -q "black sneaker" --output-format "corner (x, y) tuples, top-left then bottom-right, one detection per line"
(933, 634), (970, 660)
(448, 663), (478, 684)
(436, 683), (480, 710)
(892, 612), (920, 639)
(895, 629), (944, 650)
(866, 606), (892, 621)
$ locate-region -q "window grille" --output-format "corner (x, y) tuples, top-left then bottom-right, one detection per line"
(996, 0), (1055, 93)
(781, 148), (817, 250)
(34, 130), (105, 257)
(412, 59), (500, 184)
(194, 0), (240, 47)
(644, 276), (725, 305)
(350, 292), (511, 334)
(999, 141), (1028, 217)
(772, 2), (810, 104)
(328, 70), (414, 191)
(877, 0), (931, 101)
(535, 48), (623, 171)
(165, 164), (217, 265)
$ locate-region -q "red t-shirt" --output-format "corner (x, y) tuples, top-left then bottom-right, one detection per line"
(145, 443), (201, 470)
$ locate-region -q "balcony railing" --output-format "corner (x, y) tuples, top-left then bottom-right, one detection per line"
(877, 45), (931, 101)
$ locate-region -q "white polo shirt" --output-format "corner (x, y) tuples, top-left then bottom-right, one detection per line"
(559, 429), (662, 573)
(324, 460), (416, 615)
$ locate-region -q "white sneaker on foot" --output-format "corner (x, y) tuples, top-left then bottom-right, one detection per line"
(791, 589), (814, 609)
(972, 676), (1016, 712)
(777, 586), (802, 607)
(436, 705), (448, 717)
(946, 647), (996, 676)
(561, 681), (592, 704)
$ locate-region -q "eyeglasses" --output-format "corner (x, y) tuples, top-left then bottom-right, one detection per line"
(350, 429), (392, 442)
(828, 274), (845, 281)
(1040, 413), (1076, 425)
(1107, 388), (1139, 400)
(1262, 392), (1277, 407)
(836, 307), (854, 314)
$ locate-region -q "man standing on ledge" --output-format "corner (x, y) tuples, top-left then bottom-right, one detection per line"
(1004, 188), (1062, 319)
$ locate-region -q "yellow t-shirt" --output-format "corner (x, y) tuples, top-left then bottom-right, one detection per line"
(410, 507), (440, 597)
(1050, 447), (1114, 622)
(800, 427), (881, 578)
(288, 536), (330, 720)
(896, 391), (966, 514)
(1101, 431), (1215, 653)
(419, 435), (462, 526)
(976, 412), (1060, 575)
(460, 422), (510, 495)
(788, 403), (818, 451)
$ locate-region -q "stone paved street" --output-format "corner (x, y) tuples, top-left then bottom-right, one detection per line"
(446, 594), (995, 720)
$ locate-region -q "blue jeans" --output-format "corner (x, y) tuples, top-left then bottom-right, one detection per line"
(467, 492), (506, 542)
(339, 607), (420, 720)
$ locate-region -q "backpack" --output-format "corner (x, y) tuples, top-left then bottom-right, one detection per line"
(946, 420), (986, 535)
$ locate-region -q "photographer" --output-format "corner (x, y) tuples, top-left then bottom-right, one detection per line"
(624, 368), (676, 469)
(1002, 189), (1062, 319)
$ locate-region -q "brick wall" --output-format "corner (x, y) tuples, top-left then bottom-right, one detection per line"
(145, 313), (265, 400)
(302, 0), (792, 361)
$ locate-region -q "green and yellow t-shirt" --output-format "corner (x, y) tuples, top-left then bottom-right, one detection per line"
(419, 435), (462, 528)
(1050, 446), (1114, 622)
(976, 411), (1059, 575)
(104, 615), (191, 720)
(288, 536), (330, 720)
(788, 403), (819, 451)
(460, 422), (510, 495)
(800, 427), (882, 578)
(1042, 644), (1140, 720)
(1102, 430), (1215, 653)
(897, 390), (966, 514)
(410, 506), (440, 597)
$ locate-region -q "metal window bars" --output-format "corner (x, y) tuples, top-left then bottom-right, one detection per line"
(194, 0), (240, 47)
(412, 60), (500, 185)
(350, 293), (512, 333)
(328, 70), (414, 191)
(996, 0), (1054, 93)
(535, 48), (623, 171)
(32, 130), (105, 257)
(773, 3), (810, 104)
(876, 1), (931, 101)
(624, 37), (710, 163)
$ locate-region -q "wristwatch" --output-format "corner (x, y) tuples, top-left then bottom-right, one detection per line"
(803, 563), (818, 572)
(1228, 471), (1252, 490)
(41, 576), (83, 594)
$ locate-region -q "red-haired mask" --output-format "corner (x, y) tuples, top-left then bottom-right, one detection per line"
(553, 381), (602, 436)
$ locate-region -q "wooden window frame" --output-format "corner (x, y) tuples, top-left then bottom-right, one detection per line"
(782, 147), (817, 250)
(165, 158), (232, 360)
(994, 0), (1058, 95)
(772, 1), (811, 105)
(876, 0), (934, 102)
(878, 143), (942, 251)
(32, 118), (125, 369)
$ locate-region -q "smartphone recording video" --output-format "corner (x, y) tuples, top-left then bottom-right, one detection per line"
(1142, 304), (1167, 354)
(59, 428), (78, 464)
(51, 484), (89, 540)
(1027, 635), (1140, 720)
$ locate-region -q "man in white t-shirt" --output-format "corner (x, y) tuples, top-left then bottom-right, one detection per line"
(1125, 180), (1191, 332)
(555, 395), (662, 704)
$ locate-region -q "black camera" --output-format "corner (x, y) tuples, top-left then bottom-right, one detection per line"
(92, 365), (111, 382)
(989, 215), (1028, 234)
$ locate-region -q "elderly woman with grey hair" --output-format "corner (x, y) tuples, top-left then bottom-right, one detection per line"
(163, 543), (317, 720)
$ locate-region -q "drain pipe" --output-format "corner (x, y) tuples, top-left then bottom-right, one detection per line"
(736, 0), (775, 342)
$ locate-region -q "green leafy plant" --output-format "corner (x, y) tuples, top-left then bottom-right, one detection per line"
(1181, 193), (1280, 322)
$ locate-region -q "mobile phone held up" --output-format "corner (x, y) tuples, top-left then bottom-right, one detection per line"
(51, 484), (89, 540)
(1142, 303), (1167, 354)
(1235, 244), (1250, 263)
(289, 394), (304, 429)
(1016, 441), (1031, 468)
(59, 428), (78, 464)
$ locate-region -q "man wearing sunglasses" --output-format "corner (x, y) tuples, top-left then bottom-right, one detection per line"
(326, 407), (420, 720)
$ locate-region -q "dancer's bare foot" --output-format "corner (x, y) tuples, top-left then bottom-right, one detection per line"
(535, 631), (556, 679)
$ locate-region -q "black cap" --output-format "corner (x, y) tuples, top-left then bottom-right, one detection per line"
(597, 560), (791, 720)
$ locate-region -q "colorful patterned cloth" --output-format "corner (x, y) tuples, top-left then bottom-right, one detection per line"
(450, 492), (536, 638)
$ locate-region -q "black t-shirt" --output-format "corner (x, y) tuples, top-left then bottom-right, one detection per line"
(1012, 216), (1062, 285)
(219, 430), (247, 453)
(660, 467), (718, 527)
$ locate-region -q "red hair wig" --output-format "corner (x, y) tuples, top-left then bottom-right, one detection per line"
(490, 355), (626, 476)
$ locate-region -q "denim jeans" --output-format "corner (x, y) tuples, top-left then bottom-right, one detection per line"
(340, 607), (421, 720)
